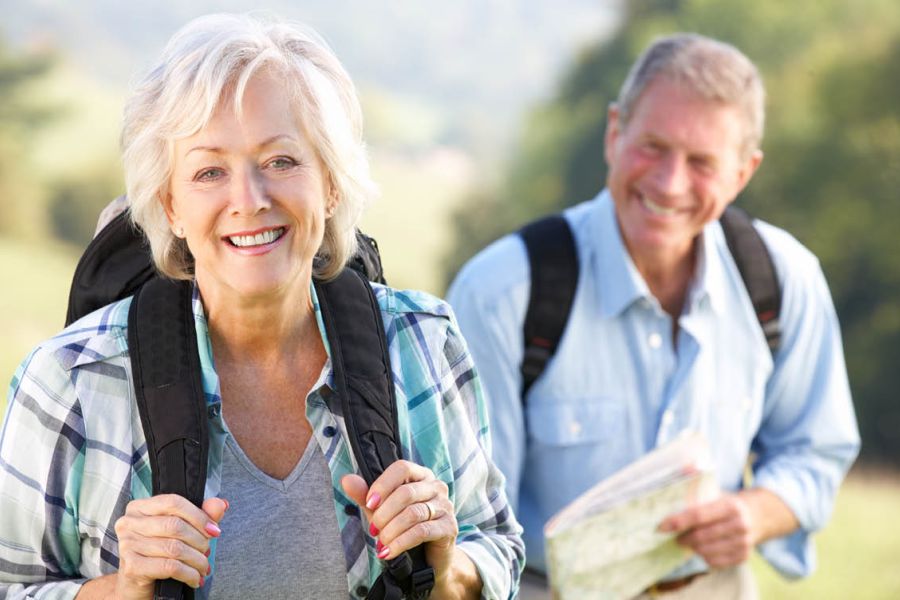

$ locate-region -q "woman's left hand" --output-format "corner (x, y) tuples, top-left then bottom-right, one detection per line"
(341, 460), (457, 581)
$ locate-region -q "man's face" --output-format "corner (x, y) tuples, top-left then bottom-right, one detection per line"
(604, 77), (762, 265)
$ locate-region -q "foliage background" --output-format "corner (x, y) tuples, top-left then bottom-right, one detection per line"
(1, 1), (898, 598)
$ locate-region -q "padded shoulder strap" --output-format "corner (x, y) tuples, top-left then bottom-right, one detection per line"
(518, 214), (580, 401)
(128, 278), (208, 600)
(67, 210), (156, 326)
(314, 270), (434, 600)
(719, 205), (782, 355)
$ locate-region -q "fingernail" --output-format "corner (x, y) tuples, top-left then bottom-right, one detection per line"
(207, 564), (212, 576)
(205, 522), (222, 537)
(222, 498), (230, 511)
(199, 577), (205, 588)
(366, 493), (381, 510)
(369, 522), (379, 537)
(376, 539), (384, 552)
(204, 548), (211, 557)
(377, 546), (390, 559)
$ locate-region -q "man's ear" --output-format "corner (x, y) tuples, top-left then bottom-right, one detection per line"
(735, 149), (764, 193)
(604, 104), (621, 167)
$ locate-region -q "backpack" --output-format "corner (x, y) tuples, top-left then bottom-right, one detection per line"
(66, 209), (434, 600)
(518, 205), (781, 399)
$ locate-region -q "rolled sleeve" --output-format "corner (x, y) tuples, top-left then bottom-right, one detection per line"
(439, 321), (525, 599)
(750, 230), (860, 576)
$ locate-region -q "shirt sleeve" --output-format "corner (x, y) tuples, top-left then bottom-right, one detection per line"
(0, 348), (87, 599)
(437, 316), (525, 600)
(446, 236), (530, 514)
(750, 227), (860, 578)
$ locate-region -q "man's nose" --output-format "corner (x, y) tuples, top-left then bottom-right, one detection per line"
(651, 154), (690, 196)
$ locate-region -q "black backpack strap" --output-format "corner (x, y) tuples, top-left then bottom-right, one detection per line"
(518, 215), (580, 400)
(314, 269), (434, 600)
(128, 278), (208, 600)
(67, 210), (157, 326)
(720, 205), (782, 355)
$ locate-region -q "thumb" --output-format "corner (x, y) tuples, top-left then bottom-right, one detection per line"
(341, 474), (370, 511)
(202, 497), (229, 523)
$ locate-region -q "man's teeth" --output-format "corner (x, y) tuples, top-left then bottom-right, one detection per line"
(229, 228), (284, 247)
(640, 195), (677, 217)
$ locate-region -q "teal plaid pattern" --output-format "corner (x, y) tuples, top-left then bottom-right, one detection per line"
(0, 283), (523, 599)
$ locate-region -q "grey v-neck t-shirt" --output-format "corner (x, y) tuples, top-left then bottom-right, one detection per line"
(209, 434), (349, 598)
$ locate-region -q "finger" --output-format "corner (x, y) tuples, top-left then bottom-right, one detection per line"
(660, 497), (736, 533)
(691, 537), (751, 568)
(677, 517), (748, 547)
(126, 494), (222, 540)
(372, 479), (445, 534)
(116, 512), (212, 554)
(118, 551), (206, 589)
(365, 461), (435, 511)
(202, 497), (229, 523)
(118, 531), (210, 575)
(376, 491), (451, 546)
(376, 512), (457, 561)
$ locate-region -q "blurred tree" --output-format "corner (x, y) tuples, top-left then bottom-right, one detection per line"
(0, 39), (57, 237)
(444, 0), (900, 465)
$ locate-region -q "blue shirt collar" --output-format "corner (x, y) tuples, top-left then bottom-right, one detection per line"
(587, 190), (728, 319)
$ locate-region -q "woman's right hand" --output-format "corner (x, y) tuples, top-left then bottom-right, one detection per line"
(112, 495), (228, 600)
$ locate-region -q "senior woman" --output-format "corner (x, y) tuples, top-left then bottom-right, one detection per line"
(0, 13), (523, 600)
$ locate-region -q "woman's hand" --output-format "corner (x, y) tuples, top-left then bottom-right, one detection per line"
(342, 461), (481, 598)
(112, 495), (228, 600)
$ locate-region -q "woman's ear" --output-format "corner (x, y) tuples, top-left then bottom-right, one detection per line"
(159, 191), (184, 237)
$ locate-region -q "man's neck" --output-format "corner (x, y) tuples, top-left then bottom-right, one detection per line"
(630, 240), (698, 319)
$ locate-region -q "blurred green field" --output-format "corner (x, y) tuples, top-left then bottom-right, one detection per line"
(2, 237), (899, 600)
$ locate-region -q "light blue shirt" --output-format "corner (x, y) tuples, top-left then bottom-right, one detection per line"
(447, 190), (859, 578)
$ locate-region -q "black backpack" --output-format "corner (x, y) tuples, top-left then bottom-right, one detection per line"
(66, 210), (433, 600)
(518, 205), (781, 399)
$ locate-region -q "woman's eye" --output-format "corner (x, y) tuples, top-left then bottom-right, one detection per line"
(266, 156), (298, 170)
(194, 168), (224, 182)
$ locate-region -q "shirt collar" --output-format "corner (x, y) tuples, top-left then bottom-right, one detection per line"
(588, 189), (654, 317)
(586, 190), (730, 319)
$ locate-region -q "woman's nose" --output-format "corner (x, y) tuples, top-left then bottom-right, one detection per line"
(229, 168), (271, 216)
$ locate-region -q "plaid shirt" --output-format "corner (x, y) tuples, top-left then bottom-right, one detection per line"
(0, 283), (523, 599)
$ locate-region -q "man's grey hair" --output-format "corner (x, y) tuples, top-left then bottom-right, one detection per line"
(615, 33), (765, 158)
(122, 12), (378, 281)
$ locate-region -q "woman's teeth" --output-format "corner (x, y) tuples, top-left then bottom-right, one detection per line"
(228, 227), (285, 247)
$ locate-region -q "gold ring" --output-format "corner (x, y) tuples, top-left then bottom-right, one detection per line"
(424, 501), (435, 521)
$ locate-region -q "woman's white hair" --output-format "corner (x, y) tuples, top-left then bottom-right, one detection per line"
(122, 12), (378, 280)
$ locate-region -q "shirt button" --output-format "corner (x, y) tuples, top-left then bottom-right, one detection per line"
(355, 585), (369, 597)
(648, 333), (663, 349)
(323, 425), (338, 437)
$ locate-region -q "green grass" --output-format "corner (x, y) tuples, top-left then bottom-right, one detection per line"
(753, 469), (900, 599)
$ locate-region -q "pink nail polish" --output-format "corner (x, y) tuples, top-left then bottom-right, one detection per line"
(369, 522), (379, 537)
(366, 493), (381, 510)
(377, 546), (390, 560)
(376, 539), (384, 552)
(205, 522), (222, 537)
(204, 548), (211, 557)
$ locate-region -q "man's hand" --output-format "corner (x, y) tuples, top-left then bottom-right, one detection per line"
(659, 487), (799, 569)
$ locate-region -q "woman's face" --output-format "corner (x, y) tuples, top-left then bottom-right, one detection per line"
(166, 72), (332, 305)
